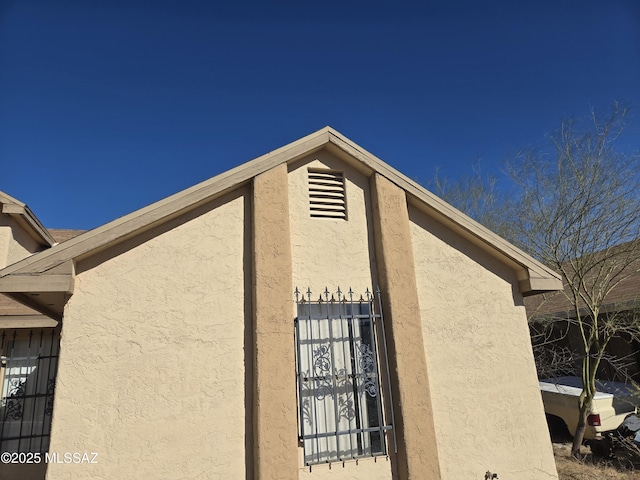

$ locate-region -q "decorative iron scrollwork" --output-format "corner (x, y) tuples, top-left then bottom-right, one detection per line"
(338, 391), (356, 421)
(312, 345), (333, 400)
(4, 379), (26, 420)
(357, 344), (379, 397)
(295, 287), (394, 465)
(358, 344), (375, 371)
(8, 379), (25, 397)
(45, 379), (56, 416)
(362, 378), (379, 397)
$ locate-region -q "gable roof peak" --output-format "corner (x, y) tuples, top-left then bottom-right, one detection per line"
(0, 128), (562, 310)
(0, 190), (55, 247)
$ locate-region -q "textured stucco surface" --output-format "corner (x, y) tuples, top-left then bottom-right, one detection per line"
(27, 147), (558, 480)
(370, 174), (441, 480)
(252, 164), (299, 479)
(409, 204), (558, 480)
(46, 190), (248, 480)
(0, 216), (43, 268)
(288, 150), (378, 294)
(299, 456), (393, 480)
(288, 152), (393, 479)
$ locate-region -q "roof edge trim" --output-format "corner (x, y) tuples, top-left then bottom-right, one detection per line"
(0, 129), (331, 277)
(325, 130), (562, 294)
(1, 192), (56, 247)
(1, 127), (561, 296)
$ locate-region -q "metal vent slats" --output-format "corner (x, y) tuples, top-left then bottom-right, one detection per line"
(308, 170), (346, 219)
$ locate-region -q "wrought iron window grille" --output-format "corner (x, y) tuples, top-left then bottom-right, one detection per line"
(294, 286), (396, 466)
(0, 329), (60, 454)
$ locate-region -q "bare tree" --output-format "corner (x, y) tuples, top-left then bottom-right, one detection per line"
(434, 103), (640, 456)
(431, 162), (517, 242)
(507, 103), (640, 455)
(529, 318), (577, 379)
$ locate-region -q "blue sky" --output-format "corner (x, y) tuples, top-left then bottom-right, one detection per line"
(2, 0), (639, 229)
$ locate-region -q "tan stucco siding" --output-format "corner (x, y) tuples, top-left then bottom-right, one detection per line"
(0, 216), (43, 268)
(252, 164), (298, 479)
(409, 205), (558, 480)
(288, 152), (392, 479)
(288, 150), (377, 294)
(370, 174), (441, 480)
(0, 225), (10, 268)
(46, 190), (248, 480)
(299, 457), (393, 480)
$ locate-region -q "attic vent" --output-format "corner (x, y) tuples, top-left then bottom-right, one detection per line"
(308, 169), (347, 220)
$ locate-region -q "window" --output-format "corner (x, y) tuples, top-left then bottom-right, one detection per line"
(0, 329), (60, 453)
(294, 287), (394, 465)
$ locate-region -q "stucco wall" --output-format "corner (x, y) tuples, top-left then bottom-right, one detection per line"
(46, 189), (249, 480)
(299, 456), (393, 480)
(409, 205), (558, 480)
(0, 216), (43, 268)
(252, 164), (298, 479)
(369, 174), (441, 479)
(288, 151), (393, 479)
(288, 150), (377, 294)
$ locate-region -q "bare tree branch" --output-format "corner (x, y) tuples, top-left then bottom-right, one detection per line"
(432, 103), (640, 456)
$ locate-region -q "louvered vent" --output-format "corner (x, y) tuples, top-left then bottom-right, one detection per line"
(308, 169), (347, 219)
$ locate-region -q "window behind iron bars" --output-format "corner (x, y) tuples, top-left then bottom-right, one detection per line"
(0, 329), (60, 453)
(294, 287), (396, 466)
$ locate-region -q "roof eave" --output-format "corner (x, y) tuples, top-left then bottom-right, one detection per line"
(0, 126), (562, 298)
(0, 260), (75, 321)
(519, 275), (564, 297)
(0, 313), (59, 328)
(0, 128), (332, 278)
(1, 199), (56, 247)
(326, 129), (563, 295)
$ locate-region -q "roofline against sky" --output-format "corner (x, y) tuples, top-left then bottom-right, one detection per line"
(0, 126), (562, 318)
(0, 190), (56, 247)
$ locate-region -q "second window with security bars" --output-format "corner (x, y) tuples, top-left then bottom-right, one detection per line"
(294, 287), (394, 466)
(0, 329), (60, 454)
